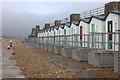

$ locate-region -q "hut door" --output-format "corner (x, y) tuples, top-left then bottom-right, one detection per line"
(64, 29), (66, 35)
(108, 21), (112, 49)
(51, 32), (52, 44)
(54, 31), (55, 44)
(71, 27), (73, 46)
(59, 30), (60, 44)
(92, 24), (95, 48)
(64, 29), (66, 45)
(80, 26), (82, 46)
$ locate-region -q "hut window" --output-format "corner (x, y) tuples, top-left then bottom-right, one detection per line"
(64, 29), (66, 35)
(108, 21), (113, 49)
(83, 27), (85, 34)
(115, 23), (118, 31)
(59, 30), (60, 35)
(91, 24), (95, 32)
(91, 24), (95, 48)
(80, 26), (82, 46)
(96, 25), (98, 32)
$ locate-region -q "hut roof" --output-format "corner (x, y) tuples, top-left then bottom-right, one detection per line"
(54, 26), (59, 30)
(59, 24), (65, 29)
(92, 15), (105, 20)
(80, 19), (90, 23)
(104, 11), (120, 19)
(48, 28), (51, 31)
(65, 22), (71, 27)
(71, 21), (79, 26)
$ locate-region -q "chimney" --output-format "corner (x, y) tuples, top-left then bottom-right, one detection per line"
(70, 14), (80, 23)
(36, 25), (40, 36)
(45, 23), (50, 29)
(31, 28), (34, 35)
(55, 20), (61, 26)
(31, 28), (36, 36)
(36, 25), (40, 31)
(105, 1), (120, 15)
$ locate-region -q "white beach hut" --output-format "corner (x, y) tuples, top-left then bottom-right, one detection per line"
(72, 19), (90, 61)
(70, 21), (79, 47)
(78, 19), (90, 47)
(64, 22), (71, 46)
(59, 24), (65, 45)
(105, 11), (120, 51)
(89, 15), (105, 49)
(54, 24), (65, 55)
(48, 26), (55, 52)
(105, 11), (120, 74)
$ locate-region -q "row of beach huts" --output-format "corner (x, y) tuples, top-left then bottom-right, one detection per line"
(28, 1), (120, 74)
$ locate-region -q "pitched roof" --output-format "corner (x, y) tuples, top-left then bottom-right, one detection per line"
(80, 19), (90, 23)
(109, 11), (120, 15)
(48, 28), (51, 31)
(65, 22), (71, 27)
(105, 11), (120, 19)
(92, 15), (105, 20)
(59, 24), (65, 29)
(51, 26), (54, 31)
(54, 26), (59, 30)
(71, 21), (79, 26)
(89, 15), (105, 23)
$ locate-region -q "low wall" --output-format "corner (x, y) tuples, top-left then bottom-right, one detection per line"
(88, 51), (114, 67)
(72, 48), (91, 61)
(48, 44), (54, 52)
(44, 43), (49, 51)
(61, 47), (77, 58)
(114, 52), (120, 74)
(54, 45), (64, 55)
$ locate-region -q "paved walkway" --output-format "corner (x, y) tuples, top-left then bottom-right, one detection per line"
(2, 39), (24, 78)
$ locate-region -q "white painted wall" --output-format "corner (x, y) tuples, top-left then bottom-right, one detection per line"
(105, 13), (120, 51)
(70, 23), (79, 34)
(47, 30), (51, 44)
(59, 27), (64, 35)
(64, 25), (71, 46)
(70, 23), (79, 47)
(79, 21), (90, 47)
(37, 32), (40, 37)
(54, 28), (59, 45)
(59, 27), (64, 45)
(50, 29), (54, 44)
(90, 17), (105, 49)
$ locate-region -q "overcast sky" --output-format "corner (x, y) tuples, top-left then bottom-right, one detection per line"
(1, 1), (116, 37)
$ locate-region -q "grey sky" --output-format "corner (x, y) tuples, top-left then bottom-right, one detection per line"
(2, 2), (106, 37)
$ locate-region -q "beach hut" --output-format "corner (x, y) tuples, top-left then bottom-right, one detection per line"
(43, 24), (50, 50)
(37, 30), (42, 48)
(69, 14), (80, 47)
(64, 22), (71, 46)
(78, 19), (90, 47)
(69, 21), (79, 47)
(72, 19), (91, 61)
(47, 27), (51, 45)
(88, 13), (120, 67)
(70, 21), (79, 47)
(40, 29), (45, 49)
(48, 26), (55, 52)
(54, 20), (61, 45)
(61, 14), (80, 58)
(89, 15), (105, 49)
(54, 20), (65, 54)
(105, 11), (120, 51)
(105, 11), (120, 74)
(59, 23), (65, 45)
